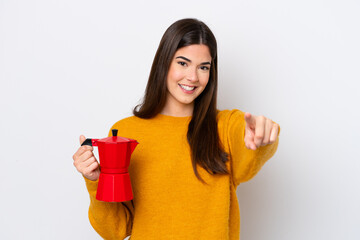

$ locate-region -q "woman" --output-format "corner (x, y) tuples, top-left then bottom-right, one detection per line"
(73, 18), (280, 240)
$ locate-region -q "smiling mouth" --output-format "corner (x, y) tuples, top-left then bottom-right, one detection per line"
(179, 84), (197, 91)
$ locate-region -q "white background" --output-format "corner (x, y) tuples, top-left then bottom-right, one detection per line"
(1, 0), (359, 239)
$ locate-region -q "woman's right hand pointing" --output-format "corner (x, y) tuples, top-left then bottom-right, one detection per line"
(73, 135), (100, 181)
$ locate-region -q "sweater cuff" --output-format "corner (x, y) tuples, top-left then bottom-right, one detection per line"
(83, 176), (99, 196)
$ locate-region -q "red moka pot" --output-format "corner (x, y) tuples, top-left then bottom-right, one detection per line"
(81, 129), (138, 202)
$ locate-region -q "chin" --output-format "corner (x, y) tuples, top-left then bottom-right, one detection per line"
(178, 97), (196, 105)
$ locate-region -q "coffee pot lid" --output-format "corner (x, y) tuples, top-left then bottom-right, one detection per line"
(98, 129), (137, 144)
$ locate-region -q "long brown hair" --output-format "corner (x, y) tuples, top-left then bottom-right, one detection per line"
(133, 18), (229, 184)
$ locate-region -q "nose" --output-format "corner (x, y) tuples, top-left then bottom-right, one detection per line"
(186, 67), (199, 82)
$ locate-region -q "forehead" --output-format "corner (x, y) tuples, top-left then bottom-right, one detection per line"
(174, 44), (211, 61)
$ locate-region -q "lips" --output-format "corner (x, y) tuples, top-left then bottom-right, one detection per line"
(178, 84), (197, 91)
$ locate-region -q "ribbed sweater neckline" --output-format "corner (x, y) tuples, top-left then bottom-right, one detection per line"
(153, 113), (192, 123)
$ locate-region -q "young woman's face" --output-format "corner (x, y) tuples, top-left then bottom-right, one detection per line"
(165, 44), (212, 111)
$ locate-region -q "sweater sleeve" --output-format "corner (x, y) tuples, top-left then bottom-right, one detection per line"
(227, 110), (280, 187)
(83, 123), (134, 239)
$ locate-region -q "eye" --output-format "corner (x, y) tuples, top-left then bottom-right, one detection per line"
(200, 66), (210, 71)
(177, 61), (187, 66)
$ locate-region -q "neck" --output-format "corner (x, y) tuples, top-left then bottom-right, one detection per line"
(160, 97), (194, 117)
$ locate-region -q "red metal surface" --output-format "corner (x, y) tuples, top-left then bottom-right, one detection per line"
(92, 134), (138, 202)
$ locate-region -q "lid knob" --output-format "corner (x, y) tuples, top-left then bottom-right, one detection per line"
(112, 129), (118, 137)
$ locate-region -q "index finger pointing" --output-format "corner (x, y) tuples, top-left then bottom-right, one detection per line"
(244, 112), (256, 128)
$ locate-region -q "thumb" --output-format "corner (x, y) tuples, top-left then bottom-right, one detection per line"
(79, 135), (86, 145)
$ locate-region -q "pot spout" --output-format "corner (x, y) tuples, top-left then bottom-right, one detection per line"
(130, 141), (139, 154)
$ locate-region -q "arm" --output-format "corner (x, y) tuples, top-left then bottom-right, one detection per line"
(84, 178), (133, 239)
(227, 110), (280, 187)
(84, 123), (134, 239)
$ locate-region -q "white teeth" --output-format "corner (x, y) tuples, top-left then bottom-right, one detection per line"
(179, 84), (195, 91)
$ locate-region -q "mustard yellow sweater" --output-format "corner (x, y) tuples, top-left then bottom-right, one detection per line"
(84, 109), (280, 240)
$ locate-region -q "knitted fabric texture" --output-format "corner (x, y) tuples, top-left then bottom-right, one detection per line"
(84, 109), (280, 240)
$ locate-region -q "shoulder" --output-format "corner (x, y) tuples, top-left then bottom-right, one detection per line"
(110, 115), (142, 129)
(107, 115), (146, 137)
(217, 109), (245, 126)
(216, 109), (246, 144)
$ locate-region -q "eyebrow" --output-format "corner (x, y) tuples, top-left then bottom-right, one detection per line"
(175, 56), (211, 65)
